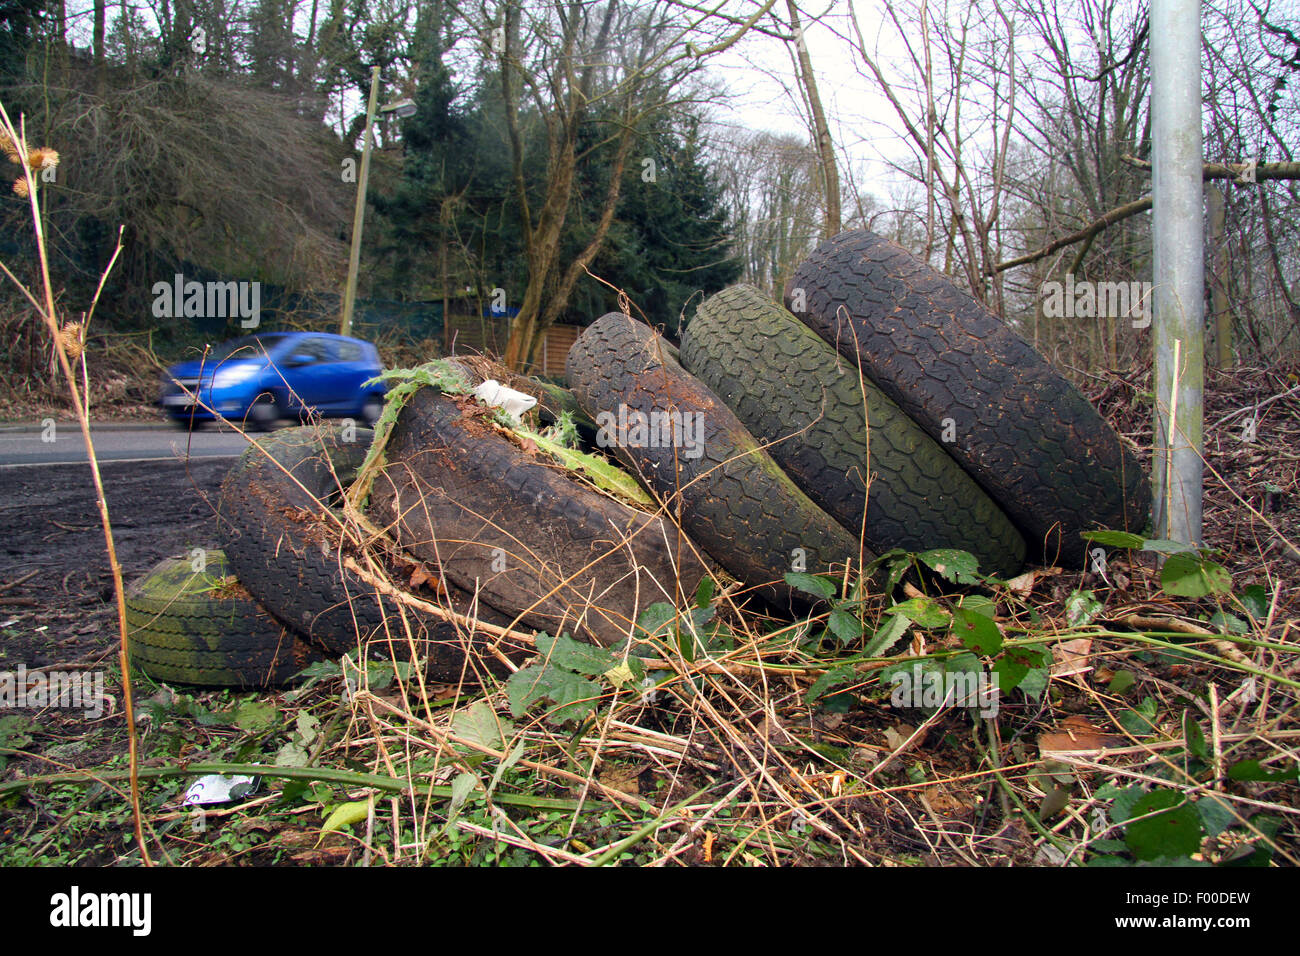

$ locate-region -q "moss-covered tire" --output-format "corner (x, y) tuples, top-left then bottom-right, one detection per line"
(368, 386), (708, 646)
(785, 229), (1149, 561)
(681, 285), (1027, 575)
(566, 313), (862, 606)
(125, 552), (322, 688)
(217, 424), (529, 680)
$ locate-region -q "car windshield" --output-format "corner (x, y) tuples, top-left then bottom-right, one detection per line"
(206, 334), (290, 363)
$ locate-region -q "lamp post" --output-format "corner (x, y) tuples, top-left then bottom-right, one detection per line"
(339, 74), (417, 337)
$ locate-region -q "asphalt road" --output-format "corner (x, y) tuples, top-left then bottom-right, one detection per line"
(0, 423), (251, 467)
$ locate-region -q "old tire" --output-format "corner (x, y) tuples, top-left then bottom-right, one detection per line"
(217, 424), (529, 680)
(125, 551), (322, 688)
(566, 313), (862, 605)
(368, 386), (708, 646)
(681, 285), (1027, 575)
(785, 229), (1149, 561)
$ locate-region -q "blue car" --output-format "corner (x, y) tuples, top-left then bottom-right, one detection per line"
(160, 331), (386, 430)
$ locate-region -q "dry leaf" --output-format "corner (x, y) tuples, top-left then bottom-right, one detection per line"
(1038, 715), (1123, 755)
(1051, 638), (1094, 678)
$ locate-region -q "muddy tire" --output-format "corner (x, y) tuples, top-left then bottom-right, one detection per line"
(125, 552), (322, 687)
(681, 285), (1027, 575)
(785, 229), (1149, 561)
(566, 313), (862, 606)
(368, 386), (708, 646)
(217, 424), (529, 680)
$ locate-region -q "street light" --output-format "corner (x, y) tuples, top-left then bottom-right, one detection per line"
(339, 72), (416, 337)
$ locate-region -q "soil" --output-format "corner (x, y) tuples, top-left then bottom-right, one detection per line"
(0, 457), (230, 672)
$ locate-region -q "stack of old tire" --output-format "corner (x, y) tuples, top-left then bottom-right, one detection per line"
(565, 229), (1148, 601)
(124, 228), (1147, 690)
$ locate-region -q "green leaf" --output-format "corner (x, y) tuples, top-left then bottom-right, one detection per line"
(1064, 589), (1103, 628)
(805, 665), (858, 704)
(1161, 552), (1232, 597)
(1118, 697), (1160, 737)
(952, 607), (1003, 655)
(448, 772), (478, 818)
(1196, 796), (1236, 838)
(1237, 584), (1270, 621)
(1182, 711), (1208, 761)
(1124, 791), (1202, 861)
(320, 799), (370, 836)
(1141, 538), (1199, 555)
(958, 593), (997, 618)
(827, 608), (861, 646)
(885, 596), (950, 629)
(863, 613), (910, 657)
(535, 632), (619, 678)
(1208, 611), (1248, 635)
(1107, 670), (1137, 695)
(694, 576), (715, 610)
(505, 664), (602, 725)
(993, 652), (1030, 693)
(917, 548), (982, 584)
(633, 603), (677, 641)
(1018, 667), (1049, 702)
(784, 571), (836, 601)
(1227, 759), (1299, 782)
(1101, 784), (1144, 823)
(234, 700), (278, 733)
(452, 701), (509, 750)
(1081, 530), (1146, 549)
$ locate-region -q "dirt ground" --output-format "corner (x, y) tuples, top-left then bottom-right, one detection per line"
(0, 457), (230, 672)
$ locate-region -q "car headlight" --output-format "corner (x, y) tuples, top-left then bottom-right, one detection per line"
(211, 363), (261, 389)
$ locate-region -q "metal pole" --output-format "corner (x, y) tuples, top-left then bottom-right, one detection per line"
(1150, 0), (1204, 547)
(341, 66), (381, 338)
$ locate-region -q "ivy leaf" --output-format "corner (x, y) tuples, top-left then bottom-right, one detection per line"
(1161, 552), (1232, 597)
(1065, 589), (1104, 628)
(917, 548), (982, 584)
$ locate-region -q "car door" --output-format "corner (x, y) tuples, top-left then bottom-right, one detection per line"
(278, 336), (338, 412)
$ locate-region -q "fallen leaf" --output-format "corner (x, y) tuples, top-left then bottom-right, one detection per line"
(1038, 715), (1124, 755)
(1004, 570), (1038, 597)
(1051, 638), (1094, 678)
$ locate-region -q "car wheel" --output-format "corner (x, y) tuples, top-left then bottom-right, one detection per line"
(566, 313), (861, 609)
(217, 424), (530, 680)
(125, 551), (323, 688)
(360, 395), (385, 427)
(369, 385), (710, 647)
(248, 395), (281, 432)
(785, 229), (1149, 561)
(681, 284), (1027, 576)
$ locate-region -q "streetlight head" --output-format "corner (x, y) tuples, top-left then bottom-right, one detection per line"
(381, 98), (417, 119)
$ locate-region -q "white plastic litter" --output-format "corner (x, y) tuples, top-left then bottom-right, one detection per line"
(473, 379), (538, 424)
(182, 774), (259, 806)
